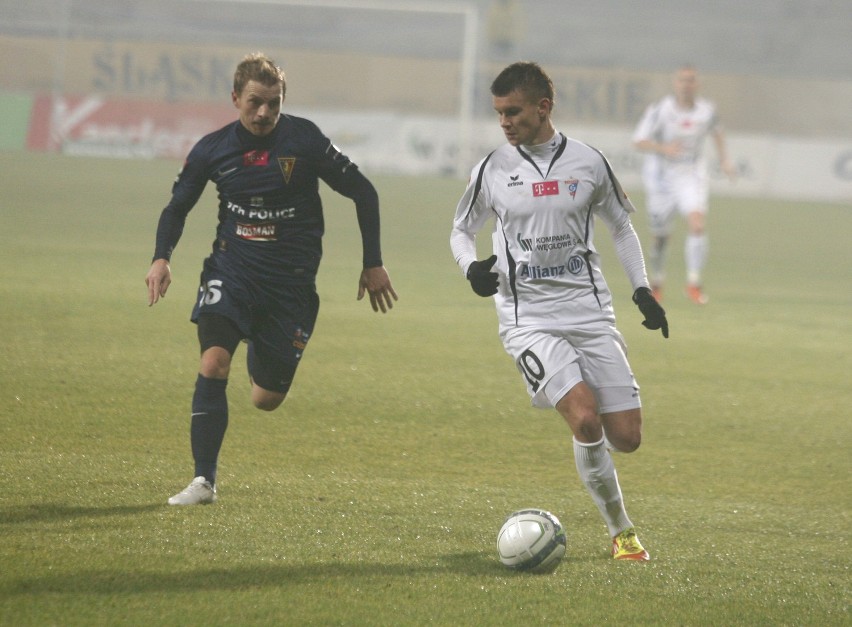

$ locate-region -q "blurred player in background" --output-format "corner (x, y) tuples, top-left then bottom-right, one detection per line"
(632, 64), (736, 304)
(450, 62), (668, 560)
(146, 53), (397, 505)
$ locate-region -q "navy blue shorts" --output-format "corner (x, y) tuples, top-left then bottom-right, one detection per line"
(191, 259), (319, 393)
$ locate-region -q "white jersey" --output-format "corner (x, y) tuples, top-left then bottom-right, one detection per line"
(632, 94), (720, 183)
(450, 133), (649, 334)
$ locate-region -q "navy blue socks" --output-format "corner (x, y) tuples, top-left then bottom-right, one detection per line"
(190, 374), (229, 485)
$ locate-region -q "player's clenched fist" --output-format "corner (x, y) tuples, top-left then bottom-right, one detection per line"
(633, 287), (669, 338)
(466, 255), (499, 297)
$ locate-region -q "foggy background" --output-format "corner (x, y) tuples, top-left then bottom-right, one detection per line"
(4, 0), (850, 81)
(1, 0), (850, 198)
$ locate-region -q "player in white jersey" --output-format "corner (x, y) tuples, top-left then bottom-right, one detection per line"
(632, 64), (736, 304)
(450, 62), (668, 560)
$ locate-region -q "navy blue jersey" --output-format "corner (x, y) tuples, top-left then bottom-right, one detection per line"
(153, 114), (382, 286)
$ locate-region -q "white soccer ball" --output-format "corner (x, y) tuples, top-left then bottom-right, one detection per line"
(497, 509), (567, 572)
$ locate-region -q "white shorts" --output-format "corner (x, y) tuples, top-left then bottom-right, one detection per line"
(502, 325), (640, 413)
(645, 168), (709, 236)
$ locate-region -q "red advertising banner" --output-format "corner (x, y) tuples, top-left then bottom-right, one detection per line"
(26, 95), (236, 159)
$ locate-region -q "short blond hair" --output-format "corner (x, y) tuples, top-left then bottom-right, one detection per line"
(233, 53), (285, 96)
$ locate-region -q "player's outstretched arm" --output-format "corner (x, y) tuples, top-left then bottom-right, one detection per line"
(634, 138), (682, 159)
(145, 259), (172, 306)
(357, 266), (398, 313)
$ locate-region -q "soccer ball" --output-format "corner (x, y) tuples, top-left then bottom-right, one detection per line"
(497, 509), (567, 572)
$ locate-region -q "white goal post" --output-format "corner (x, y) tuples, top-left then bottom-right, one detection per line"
(191, 0), (480, 177)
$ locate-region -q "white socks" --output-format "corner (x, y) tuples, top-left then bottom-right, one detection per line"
(649, 236), (668, 286)
(685, 233), (708, 285)
(573, 437), (633, 536)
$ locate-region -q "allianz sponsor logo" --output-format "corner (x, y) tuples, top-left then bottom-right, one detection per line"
(517, 232), (583, 252)
(520, 255), (586, 279)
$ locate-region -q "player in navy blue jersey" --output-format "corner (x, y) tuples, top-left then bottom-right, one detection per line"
(145, 53), (398, 505)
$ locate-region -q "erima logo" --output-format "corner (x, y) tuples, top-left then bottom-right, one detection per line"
(507, 174), (524, 187)
(517, 233), (533, 252)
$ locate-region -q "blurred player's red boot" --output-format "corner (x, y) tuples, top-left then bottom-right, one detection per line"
(685, 284), (708, 305)
(651, 284), (663, 303)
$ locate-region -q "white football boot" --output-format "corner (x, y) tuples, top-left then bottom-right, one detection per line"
(168, 476), (217, 505)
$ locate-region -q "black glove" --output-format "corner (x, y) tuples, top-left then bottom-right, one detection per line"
(633, 287), (669, 338)
(466, 255), (499, 297)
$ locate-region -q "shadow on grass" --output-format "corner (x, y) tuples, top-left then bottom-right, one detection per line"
(0, 503), (163, 524)
(4, 553), (515, 595)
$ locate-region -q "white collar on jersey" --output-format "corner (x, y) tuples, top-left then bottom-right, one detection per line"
(522, 132), (562, 157)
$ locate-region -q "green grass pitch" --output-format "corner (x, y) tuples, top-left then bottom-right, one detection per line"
(0, 152), (849, 625)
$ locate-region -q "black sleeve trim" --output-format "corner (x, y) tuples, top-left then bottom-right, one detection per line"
(462, 151), (495, 221)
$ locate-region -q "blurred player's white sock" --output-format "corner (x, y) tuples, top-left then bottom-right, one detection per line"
(573, 437), (633, 536)
(685, 233), (708, 285)
(649, 236), (668, 286)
